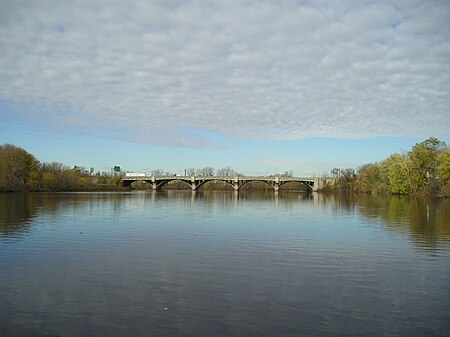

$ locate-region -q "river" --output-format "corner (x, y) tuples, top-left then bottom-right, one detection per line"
(0, 191), (449, 336)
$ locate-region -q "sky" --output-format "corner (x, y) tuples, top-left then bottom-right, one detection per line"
(0, 0), (449, 176)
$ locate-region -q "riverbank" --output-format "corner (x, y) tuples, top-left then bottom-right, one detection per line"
(1, 137), (449, 196)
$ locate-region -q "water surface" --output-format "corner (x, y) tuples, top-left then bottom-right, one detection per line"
(0, 192), (449, 336)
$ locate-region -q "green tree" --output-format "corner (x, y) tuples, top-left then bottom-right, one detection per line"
(408, 137), (446, 193)
(355, 163), (383, 195)
(382, 154), (412, 195)
(437, 148), (450, 196)
(437, 148), (450, 183)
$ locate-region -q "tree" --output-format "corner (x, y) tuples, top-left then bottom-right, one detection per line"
(41, 162), (64, 190)
(112, 174), (123, 186)
(42, 171), (60, 190)
(150, 169), (166, 176)
(279, 170), (294, 177)
(408, 137), (447, 193)
(0, 144), (41, 191)
(437, 148), (450, 196)
(196, 166), (215, 176)
(437, 148), (450, 183)
(382, 154), (412, 195)
(355, 163), (382, 195)
(335, 168), (356, 193)
(216, 166), (241, 176)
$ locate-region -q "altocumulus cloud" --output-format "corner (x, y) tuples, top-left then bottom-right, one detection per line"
(0, 0), (449, 147)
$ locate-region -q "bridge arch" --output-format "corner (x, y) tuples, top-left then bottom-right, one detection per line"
(122, 180), (133, 187)
(239, 179), (277, 191)
(196, 179), (235, 191)
(155, 179), (192, 190)
(278, 180), (314, 192)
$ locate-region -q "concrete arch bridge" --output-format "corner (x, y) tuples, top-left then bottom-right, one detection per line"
(122, 175), (332, 192)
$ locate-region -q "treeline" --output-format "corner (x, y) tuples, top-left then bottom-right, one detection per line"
(330, 137), (450, 197)
(148, 167), (294, 177)
(0, 144), (122, 192)
(148, 166), (244, 177)
(2, 137), (449, 195)
(0, 143), (294, 192)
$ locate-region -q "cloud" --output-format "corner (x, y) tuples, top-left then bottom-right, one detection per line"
(0, 0), (449, 147)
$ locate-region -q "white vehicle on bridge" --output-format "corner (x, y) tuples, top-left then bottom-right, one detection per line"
(125, 172), (146, 177)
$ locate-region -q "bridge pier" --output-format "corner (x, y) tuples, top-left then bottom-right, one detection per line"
(312, 178), (325, 192)
(190, 176), (197, 191)
(232, 176), (240, 191)
(273, 176), (280, 191)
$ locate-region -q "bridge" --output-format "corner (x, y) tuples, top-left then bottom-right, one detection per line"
(122, 175), (332, 192)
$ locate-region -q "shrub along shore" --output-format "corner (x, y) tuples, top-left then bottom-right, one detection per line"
(1, 137), (449, 196)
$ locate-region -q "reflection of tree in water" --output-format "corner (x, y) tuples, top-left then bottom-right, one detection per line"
(2, 192), (447, 249)
(354, 195), (450, 249)
(37, 192), (128, 216)
(0, 193), (38, 237)
(0, 193), (130, 238)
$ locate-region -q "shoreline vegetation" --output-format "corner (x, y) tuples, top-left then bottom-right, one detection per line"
(0, 137), (449, 196)
(328, 137), (449, 197)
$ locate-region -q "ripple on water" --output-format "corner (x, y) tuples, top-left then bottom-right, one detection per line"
(0, 192), (449, 337)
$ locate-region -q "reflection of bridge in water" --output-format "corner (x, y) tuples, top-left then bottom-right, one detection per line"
(122, 175), (333, 192)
